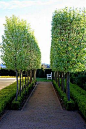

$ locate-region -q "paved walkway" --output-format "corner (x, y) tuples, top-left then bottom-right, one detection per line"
(0, 82), (86, 129)
(0, 78), (16, 90)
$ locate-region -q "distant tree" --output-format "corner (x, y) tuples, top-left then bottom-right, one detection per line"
(26, 31), (41, 83)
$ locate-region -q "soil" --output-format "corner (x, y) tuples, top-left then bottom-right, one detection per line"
(0, 82), (86, 129)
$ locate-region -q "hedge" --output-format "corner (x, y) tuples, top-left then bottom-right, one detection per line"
(70, 72), (86, 90)
(0, 82), (17, 115)
(11, 81), (35, 110)
(69, 82), (86, 119)
(60, 79), (86, 120)
(53, 80), (75, 110)
(0, 80), (36, 115)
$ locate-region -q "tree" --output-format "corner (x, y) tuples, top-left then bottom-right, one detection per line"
(2, 15), (41, 100)
(2, 15), (29, 99)
(50, 7), (86, 101)
(26, 31), (41, 83)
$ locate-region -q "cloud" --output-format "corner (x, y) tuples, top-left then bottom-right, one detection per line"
(0, 0), (85, 10)
(0, 0), (59, 9)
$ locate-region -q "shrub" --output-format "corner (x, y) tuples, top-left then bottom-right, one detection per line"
(70, 72), (86, 90)
(0, 80), (36, 115)
(53, 80), (75, 110)
(11, 81), (35, 110)
(0, 82), (17, 116)
(70, 83), (86, 119)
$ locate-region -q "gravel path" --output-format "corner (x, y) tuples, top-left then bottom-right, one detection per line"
(0, 82), (86, 129)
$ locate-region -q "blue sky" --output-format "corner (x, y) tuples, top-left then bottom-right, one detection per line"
(0, 0), (86, 64)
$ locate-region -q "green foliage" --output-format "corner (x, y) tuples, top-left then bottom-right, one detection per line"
(2, 15), (41, 71)
(0, 79), (35, 115)
(70, 72), (86, 90)
(26, 31), (41, 70)
(50, 7), (86, 72)
(0, 82), (17, 115)
(53, 80), (75, 110)
(36, 69), (52, 78)
(62, 79), (86, 119)
(11, 81), (35, 110)
(37, 68), (45, 78)
(69, 83), (86, 119)
(1, 15), (41, 100)
(50, 7), (86, 101)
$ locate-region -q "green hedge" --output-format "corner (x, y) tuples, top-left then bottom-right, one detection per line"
(11, 81), (35, 110)
(53, 80), (75, 110)
(60, 79), (86, 119)
(0, 80), (36, 115)
(0, 82), (17, 115)
(70, 72), (86, 90)
(69, 83), (86, 119)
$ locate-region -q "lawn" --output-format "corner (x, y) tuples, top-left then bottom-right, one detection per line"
(0, 76), (16, 78)
(36, 78), (52, 82)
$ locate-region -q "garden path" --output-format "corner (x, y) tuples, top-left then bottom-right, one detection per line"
(0, 82), (86, 129)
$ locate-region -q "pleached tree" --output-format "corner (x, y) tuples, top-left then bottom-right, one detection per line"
(2, 15), (41, 100)
(50, 7), (86, 101)
(26, 31), (41, 83)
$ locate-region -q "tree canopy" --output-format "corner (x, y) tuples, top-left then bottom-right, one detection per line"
(50, 7), (86, 73)
(50, 7), (86, 101)
(2, 15), (41, 71)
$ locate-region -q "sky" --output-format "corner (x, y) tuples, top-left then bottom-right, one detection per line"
(0, 0), (86, 64)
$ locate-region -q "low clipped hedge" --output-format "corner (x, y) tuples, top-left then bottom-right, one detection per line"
(70, 83), (86, 120)
(0, 82), (17, 115)
(11, 81), (35, 110)
(59, 79), (86, 120)
(53, 80), (75, 110)
(0, 80), (36, 115)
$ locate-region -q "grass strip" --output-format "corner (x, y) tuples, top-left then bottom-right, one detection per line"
(36, 78), (52, 82)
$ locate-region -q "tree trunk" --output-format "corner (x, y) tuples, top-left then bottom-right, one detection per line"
(19, 70), (22, 96)
(25, 71), (27, 86)
(34, 69), (36, 81)
(15, 69), (18, 101)
(61, 72), (65, 92)
(27, 70), (29, 84)
(22, 71), (24, 89)
(30, 69), (32, 84)
(66, 72), (70, 101)
(58, 71), (60, 87)
(55, 71), (57, 82)
(56, 71), (58, 83)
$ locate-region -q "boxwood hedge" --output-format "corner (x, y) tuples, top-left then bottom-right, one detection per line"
(59, 79), (86, 120)
(53, 80), (75, 110)
(0, 82), (17, 115)
(70, 82), (86, 120)
(0, 80), (36, 115)
(11, 81), (36, 110)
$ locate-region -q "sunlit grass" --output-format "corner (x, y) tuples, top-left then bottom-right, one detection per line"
(0, 76), (52, 82)
(36, 78), (52, 82)
(0, 76), (16, 78)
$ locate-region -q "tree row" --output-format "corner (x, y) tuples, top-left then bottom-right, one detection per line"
(1, 15), (41, 100)
(50, 7), (86, 100)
